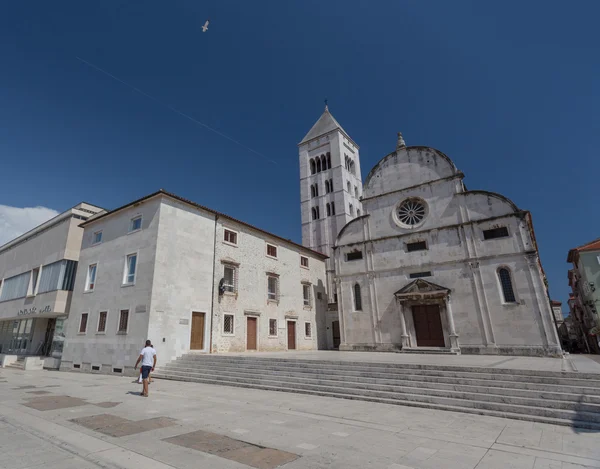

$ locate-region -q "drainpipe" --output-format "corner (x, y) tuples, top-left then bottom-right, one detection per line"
(208, 215), (218, 354)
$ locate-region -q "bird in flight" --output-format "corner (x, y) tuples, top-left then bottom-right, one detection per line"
(202, 20), (209, 32)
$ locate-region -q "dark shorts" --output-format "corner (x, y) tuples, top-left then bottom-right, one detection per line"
(141, 366), (152, 380)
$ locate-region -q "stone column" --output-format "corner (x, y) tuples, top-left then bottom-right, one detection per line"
(396, 298), (410, 348)
(445, 294), (460, 353)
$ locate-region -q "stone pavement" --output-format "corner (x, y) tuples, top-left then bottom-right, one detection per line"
(2, 367), (600, 469)
(210, 351), (600, 374)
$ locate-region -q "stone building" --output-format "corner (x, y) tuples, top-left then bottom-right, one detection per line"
(567, 238), (600, 353)
(0, 202), (104, 369)
(332, 135), (561, 356)
(298, 105), (364, 348)
(60, 190), (327, 374)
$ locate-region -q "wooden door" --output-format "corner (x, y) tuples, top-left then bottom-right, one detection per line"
(412, 305), (445, 347)
(247, 317), (257, 350)
(190, 312), (205, 350)
(332, 321), (341, 349)
(287, 321), (296, 350)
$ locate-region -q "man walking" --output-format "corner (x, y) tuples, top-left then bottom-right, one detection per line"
(134, 340), (156, 397)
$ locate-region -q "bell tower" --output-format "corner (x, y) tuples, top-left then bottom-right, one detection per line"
(298, 105), (363, 302)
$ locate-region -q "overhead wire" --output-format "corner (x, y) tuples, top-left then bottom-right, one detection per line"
(75, 56), (277, 165)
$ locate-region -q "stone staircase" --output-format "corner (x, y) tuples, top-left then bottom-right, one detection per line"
(153, 354), (600, 429)
(5, 357), (25, 370)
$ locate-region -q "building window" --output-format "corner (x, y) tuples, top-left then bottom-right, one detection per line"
(349, 204), (354, 216)
(326, 203), (331, 216)
(269, 319), (277, 336)
(316, 158), (322, 172)
(347, 181), (351, 192)
(346, 250), (363, 261)
(406, 241), (427, 252)
(327, 152), (331, 169)
(223, 265), (237, 293)
(305, 322), (312, 338)
(123, 254), (137, 285)
(98, 311), (107, 333)
(118, 310), (129, 333)
(93, 231), (103, 245)
(311, 185), (315, 198)
(267, 275), (279, 301)
(0, 271), (30, 301)
(354, 186), (358, 198)
(79, 313), (88, 334)
(357, 209), (361, 216)
(223, 314), (234, 334)
(300, 256), (309, 268)
(315, 184), (319, 197)
(129, 216), (142, 233)
(325, 180), (330, 193)
(266, 244), (278, 259)
(303, 284), (311, 307)
(498, 267), (516, 303)
(85, 264), (97, 291)
(224, 229), (238, 245)
(28, 268), (40, 296)
(310, 159), (316, 175)
(311, 208), (317, 220)
(409, 271), (432, 279)
(36, 259), (78, 294)
(483, 227), (509, 240)
(397, 198), (426, 226)
(353, 284), (362, 311)
(331, 201), (336, 215)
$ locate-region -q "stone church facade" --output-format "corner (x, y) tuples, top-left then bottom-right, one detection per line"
(300, 107), (561, 356)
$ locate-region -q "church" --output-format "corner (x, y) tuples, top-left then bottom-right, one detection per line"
(299, 106), (562, 356)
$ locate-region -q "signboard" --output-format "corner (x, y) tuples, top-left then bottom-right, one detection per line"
(17, 305), (51, 316)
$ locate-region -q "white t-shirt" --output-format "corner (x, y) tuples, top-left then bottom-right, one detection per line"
(139, 346), (156, 367)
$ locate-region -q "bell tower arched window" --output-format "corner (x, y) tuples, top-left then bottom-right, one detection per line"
(311, 208), (317, 220)
(326, 203), (331, 216)
(316, 158), (321, 172)
(327, 152), (331, 169)
(353, 283), (362, 311)
(498, 267), (516, 303)
(310, 159), (316, 175)
(310, 185), (315, 198)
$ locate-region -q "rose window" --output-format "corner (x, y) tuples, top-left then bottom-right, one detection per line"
(397, 199), (426, 226)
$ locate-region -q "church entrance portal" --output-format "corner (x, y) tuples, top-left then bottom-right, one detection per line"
(412, 304), (445, 347)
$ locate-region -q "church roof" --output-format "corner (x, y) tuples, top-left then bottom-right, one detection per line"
(299, 106), (353, 145)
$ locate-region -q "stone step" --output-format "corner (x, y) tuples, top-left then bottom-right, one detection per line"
(5, 363), (24, 370)
(153, 371), (600, 427)
(160, 363), (600, 401)
(171, 356), (596, 379)
(169, 359), (600, 388)
(155, 368), (600, 412)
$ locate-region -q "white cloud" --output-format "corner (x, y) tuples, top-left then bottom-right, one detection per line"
(0, 205), (60, 247)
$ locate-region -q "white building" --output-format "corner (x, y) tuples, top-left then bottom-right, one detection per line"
(0, 202), (104, 369)
(60, 190), (327, 374)
(298, 105), (363, 348)
(333, 135), (562, 356)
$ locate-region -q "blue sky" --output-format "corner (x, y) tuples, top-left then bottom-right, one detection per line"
(1, 1), (599, 310)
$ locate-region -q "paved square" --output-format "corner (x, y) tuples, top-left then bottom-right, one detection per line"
(22, 395), (89, 411)
(2, 367), (600, 469)
(165, 429), (299, 468)
(71, 414), (177, 437)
